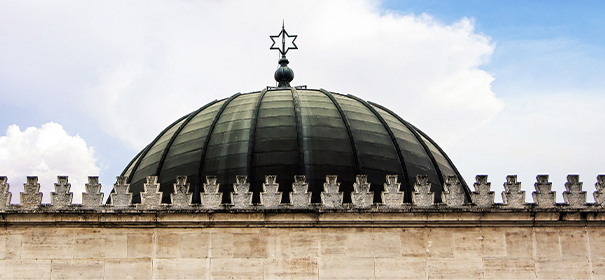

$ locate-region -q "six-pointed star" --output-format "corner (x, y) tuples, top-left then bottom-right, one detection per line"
(270, 25), (298, 55)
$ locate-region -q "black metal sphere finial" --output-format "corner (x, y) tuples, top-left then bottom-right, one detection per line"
(270, 22), (297, 87)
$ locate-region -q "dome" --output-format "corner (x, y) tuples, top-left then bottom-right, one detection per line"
(120, 88), (471, 205)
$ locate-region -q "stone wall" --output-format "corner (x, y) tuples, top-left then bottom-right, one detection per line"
(1, 212), (605, 279)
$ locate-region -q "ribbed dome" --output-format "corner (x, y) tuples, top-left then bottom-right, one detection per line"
(121, 88), (470, 204)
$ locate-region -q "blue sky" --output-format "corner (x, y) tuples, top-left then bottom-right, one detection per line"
(0, 0), (603, 201)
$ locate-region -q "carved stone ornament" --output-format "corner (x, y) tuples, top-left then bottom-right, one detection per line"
(351, 175), (372, 209)
(563, 175), (586, 208)
(442, 176), (465, 207)
(82, 176), (104, 208)
(381, 175), (403, 208)
(202, 176), (222, 209)
(110, 176), (132, 207)
(0, 176), (12, 210)
(502, 175), (525, 208)
(532, 175), (555, 208)
(594, 175), (605, 207)
(321, 175), (343, 208)
(139, 176), (163, 209)
(171, 176), (192, 208)
(290, 175), (311, 208)
(51, 176), (73, 207)
(20, 176), (43, 208)
(261, 175), (282, 209)
(471, 175), (494, 207)
(412, 175), (434, 207)
(231, 175), (252, 209)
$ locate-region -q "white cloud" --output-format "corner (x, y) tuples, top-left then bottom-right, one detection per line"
(0, 122), (100, 203)
(0, 0), (503, 150)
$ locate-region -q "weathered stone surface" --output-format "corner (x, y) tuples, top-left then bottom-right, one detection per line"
(138, 176), (162, 209)
(171, 176), (192, 208)
(264, 258), (319, 279)
(321, 175), (343, 208)
(50, 259), (104, 279)
(441, 175), (465, 207)
(50, 176), (73, 208)
(81, 176), (103, 208)
(381, 175), (403, 208)
(0, 176), (12, 209)
(231, 175), (253, 209)
(471, 175), (494, 207)
(502, 175), (526, 208)
(21, 228), (75, 259)
(351, 175), (372, 209)
(536, 259), (590, 279)
(412, 175), (434, 207)
(290, 175), (311, 208)
(0, 260), (51, 279)
(74, 229), (128, 259)
(109, 176), (131, 207)
(594, 174), (605, 207)
(375, 257), (427, 279)
(104, 258), (152, 280)
(532, 175), (555, 208)
(153, 258), (210, 279)
(20, 176), (42, 208)
(155, 229), (209, 259)
(483, 258), (536, 279)
(201, 176), (222, 209)
(261, 175), (282, 209)
(210, 258), (264, 279)
(563, 175), (587, 208)
(319, 258), (375, 279)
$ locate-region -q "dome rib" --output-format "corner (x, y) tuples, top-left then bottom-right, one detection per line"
(319, 88), (362, 175)
(194, 92), (241, 203)
(346, 94), (411, 193)
(246, 88), (269, 191)
(290, 88), (305, 175)
(154, 100), (220, 178)
(125, 114), (189, 183)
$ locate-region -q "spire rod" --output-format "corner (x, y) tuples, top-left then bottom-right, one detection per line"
(270, 22), (298, 87)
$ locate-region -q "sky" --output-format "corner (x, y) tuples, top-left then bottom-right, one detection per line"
(0, 0), (603, 203)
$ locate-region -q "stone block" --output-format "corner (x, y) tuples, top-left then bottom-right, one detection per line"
(320, 231), (348, 256)
(109, 176), (132, 207)
(50, 259), (104, 279)
(480, 228), (506, 257)
(20, 176), (42, 208)
(452, 228), (483, 257)
(264, 258), (319, 280)
(375, 257), (427, 279)
(81, 176), (103, 208)
(412, 175), (434, 207)
(171, 176), (192, 208)
(0, 260), (51, 279)
(261, 175), (282, 209)
(201, 176), (222, 209)
(441, 175), (465, 207)
(504, 229), (533, 258)
(155, 229), (209, 259)
(536, 259), (590, 279)
(0, 232), (22, 260)
(290, 175), (311, 208)
(532, 175), (555, 208)
(560, 228), (588, 259)
(138, 176), (162, 208)
(588, 228), (605, 259)
(50, 176), (73, 208)
(104, 258), (152, 280)
(289, 231), (320, 258)
(127, 232), (153, 258)
(426, 229), (453, 258)
(318, 258), (375, 279)
(563, 175), (587, 208)
(320, 175), (343, 208)
(381, 174), (403, 208)
(210, 258), (264, 280)
(594, 174), (605, 207)
(74, 229), (128, 258)
(231, 175), (253, 209)
(471, 175), (494, 207)
(502, 175), (526, 208)
(21, 228), (74, 259)
(427, 258), (483, 279)
(0, 176), (12, 209)
(351, 175), (372, 209)
(400, 228), (427, 256)
(483, 258), (536, 279)
(534, 228), (561, 260)
(153, 258), (210, 279)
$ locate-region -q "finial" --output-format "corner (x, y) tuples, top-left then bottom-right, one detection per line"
(270, 22), (298, 87)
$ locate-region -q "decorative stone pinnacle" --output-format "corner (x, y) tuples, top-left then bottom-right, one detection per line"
(412, 175), (434, 207)
(202, 176), (222, 209)
(171, 176), (192, 208)
(139, 176), (163, 208)
(351, 175), (372, 209)
(532, 175), (555, 208)
(594, 175), (605, 207)
(20, 176), (43, 208)
(82, 176), (104, 208)
(321, 175), (343, 208)
(442, 176), (465, 207)
(290, 175), (311, 208)
(502, 175), (525, 208)
(472, 175), (494, 207)
(110, 176), (132, 207)
(0, 176), (12, 209)
(381, 175), (404, 208)
(51, 176), (73, 207)
(563, 174), (586, 208)
(261, 175), (282, 209)
(231, 175), (252, 209)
